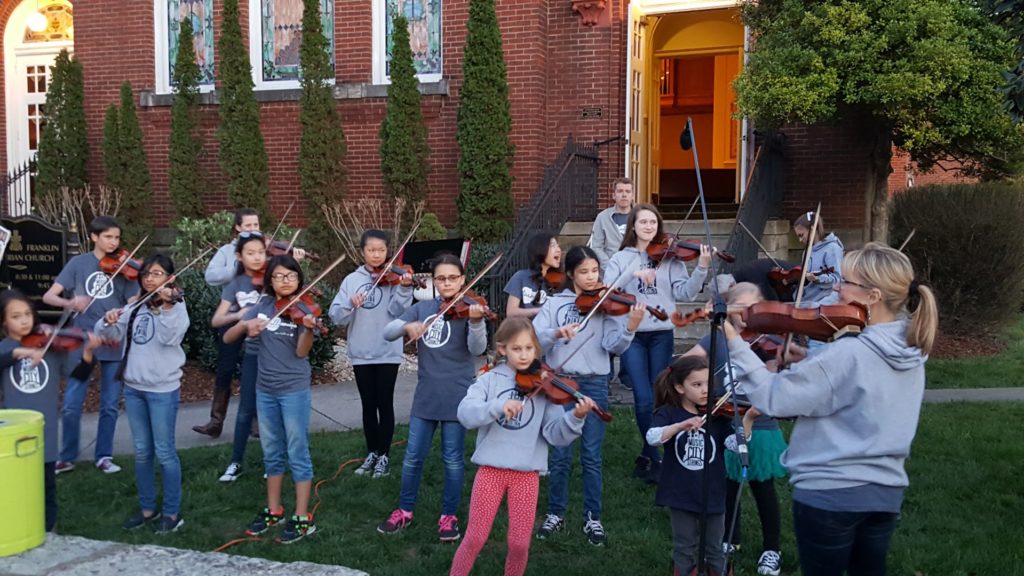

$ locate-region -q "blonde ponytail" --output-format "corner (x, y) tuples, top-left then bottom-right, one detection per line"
(907, 284), (937, 355)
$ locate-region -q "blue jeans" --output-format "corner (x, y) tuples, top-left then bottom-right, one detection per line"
(620, 329), (674, 462)
(547, 375), (610, 520)
(398, 416), (466, 516)
(230, 352), (258, 463)
(123, 386), (182, 517)
(793, 500), (899, 576)
(60, 360), (122, 463)
(256, 388), (313, 482)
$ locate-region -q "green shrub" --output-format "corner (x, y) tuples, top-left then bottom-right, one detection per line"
(891, 182), (1024, 336)
(416, 213), (448, 241)
(168, 16), (206, 221)
(35, 49), (88, 201)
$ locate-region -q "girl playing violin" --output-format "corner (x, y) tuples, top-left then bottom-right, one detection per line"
(682, 282), (787, 576)
(605, 203), (711, 484)
(646, 355), (739, 576)
(99, 255), (190, 534)
(329, 229), (415, 479)
(532, 245), (643, 546)
(504, 232), (562, 318)
(211, 231), (268, 483)
(792, 212), (844, 304)
(449, 317), (597, 576)
(378, 253), (488, 541)
(0, 289), (103, 531)
(225, 255), (320, 544)
(722, 243), (938, 575)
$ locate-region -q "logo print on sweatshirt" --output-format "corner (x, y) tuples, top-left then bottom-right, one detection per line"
(9, 359), (49, 394)
(635, 261), (658, 296)
(85, 271), (114, 299)
(496, 387), (536, 430)
(676, 428), (716, 472)
(420, 314), (451, 348)
(357, 283), (384, 310)
(132, 313), (155, 345)
(235, 290), (260, 307)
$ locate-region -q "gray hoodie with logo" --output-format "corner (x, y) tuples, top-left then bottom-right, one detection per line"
(97, 302), (190, 393)
(804, 232), (845, 303)
(329, 266), (413, 365)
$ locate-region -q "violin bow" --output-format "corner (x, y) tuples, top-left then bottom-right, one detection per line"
(419, 252), (503, 336)
(284, 229), (302, 252)
(897, 228), (916, 253)
(779, 203), (822, 364)
(80, 235), (150, 317)
(736, 221), (784, 270)
(362, 219), (422, 300)
(522, 333), (597, 402)
(266, 253), (348, 324)
(266, 200), (296, 246)
(121, 247), (213, 315)
(574, 270), (631, 335)
(34, 307), (75, 359)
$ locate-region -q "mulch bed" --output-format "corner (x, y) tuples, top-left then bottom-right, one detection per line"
(929, 330), (1006, 359)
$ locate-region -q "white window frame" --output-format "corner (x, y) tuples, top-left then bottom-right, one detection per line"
(249, 0), (336, 91)
(371, 0), (443, 85)
(153, 1), (215, 95)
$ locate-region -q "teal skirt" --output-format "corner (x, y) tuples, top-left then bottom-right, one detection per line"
(725, 428), (788, 482)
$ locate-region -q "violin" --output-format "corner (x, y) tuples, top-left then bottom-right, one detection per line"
(646, 234), (735, 264)
(248, 265), (267, 290)
(273, 293), (328, 335)
(514, 360), (613, 422)
(20, 327), (119, 353)
(543, 269), (566, 292)
(768, 265), (835, 299)
(442, 291), (498, 322)
(742, 301), (867, 342)
(741, 329), (781, 358)
(575, 285), (669, 321)
(99, 248), (144, 281)
(670, 308), (710, 327)
(267, 239), (320, 261)
(369, 263), (426, 289)
(147, 285), (185, 308)
(707, 401), (751, 419)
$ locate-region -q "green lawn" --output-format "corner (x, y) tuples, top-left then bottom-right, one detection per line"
(55, 403), (1024, 575)
(926, 318), (1024, 389)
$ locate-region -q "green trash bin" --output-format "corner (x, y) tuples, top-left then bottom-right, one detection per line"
(0, 409), (45, 557)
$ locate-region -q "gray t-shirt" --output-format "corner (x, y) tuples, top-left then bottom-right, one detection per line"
(54, 253), (138, 362)
(243, 299), (312, 395)
(0, 338), (65, 462)
(221, 274), (262, 354)
(503, 269), (548, 309)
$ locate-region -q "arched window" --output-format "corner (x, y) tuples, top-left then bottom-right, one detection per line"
(249, 0), (334, 90)
(372, 0), (442, 84)
(154, 0), (215, 94)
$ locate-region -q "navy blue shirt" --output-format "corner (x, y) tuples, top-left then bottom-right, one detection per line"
(698, 332), (779, 431)
(653, 406), (730, 514)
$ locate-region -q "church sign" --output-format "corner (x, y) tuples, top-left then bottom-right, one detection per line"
(0, 216), (67, 317)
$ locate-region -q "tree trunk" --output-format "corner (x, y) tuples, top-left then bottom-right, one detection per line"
(866, 125), (893, 245)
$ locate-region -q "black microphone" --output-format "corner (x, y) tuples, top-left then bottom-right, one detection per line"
(679, 125), (692, 151)
(735, 423), (750, 473)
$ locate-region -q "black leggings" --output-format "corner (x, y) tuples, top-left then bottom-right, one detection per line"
(45, 461), (57, 531)
(725, 477), (782, 552)
(353, 364), (399, 456)
(214, 328), (245, 392)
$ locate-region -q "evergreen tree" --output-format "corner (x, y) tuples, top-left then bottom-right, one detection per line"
(35, 49), (88, 204)
(101, 104), (120, 199)
(168, 16), (205, 221)
(217, 0), (271, 220)
(299, 0), (346, 258)
(380, 14), (430, 227)
(114, 82), (154, 245)
(456, 0), (514, 242)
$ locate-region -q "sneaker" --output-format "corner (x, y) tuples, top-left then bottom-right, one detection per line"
(619, 372), (633, 391)
(535, 514), (564, 540)
(96, 457), (121, 474)
(644, 459), (662, 485)
(121, 510), (160, 530)
(582, 512), (606, 546)
(372, 454), (390, 479)
(757, 550), (782, 576)
(723, 542), (740, 555)
(377, 508), (413, 534)
(438, 514), (461, 542)
(354, 453), (378, 476)
(277, 514), (317, 544)
(54, 461), (75, 475)
(245, 507), (285, 536)
(632, 456), (652, 480)
(154, 515), (184, 534)
(218, 463), (243, 483)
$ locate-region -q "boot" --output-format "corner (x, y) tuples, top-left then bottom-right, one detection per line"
(193, 388), (230, 438)
(250, 415), (260, 440)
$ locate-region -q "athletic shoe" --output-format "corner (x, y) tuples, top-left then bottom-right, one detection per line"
(632, 456), (652, 479)
(535, 514), (564, 540)
(54, 461), (75, 475)
(154, 515), (184, 534)
(757, 550), (782, 576)
(583, 512), (606, 546)
(723, 542), (740, 555)
(277, 514), (317, 544)
(246, 507), (285, 536)
(377, 508), (413, 534)
(96, 457), (121, 474)
(121, 510), (160, 530)
(438, 514), (461, 542)
(372, 454), (390, 479)
(644, 459), (662, 485)
(218, 462), (242, 483)
(354, 453), (378, 476)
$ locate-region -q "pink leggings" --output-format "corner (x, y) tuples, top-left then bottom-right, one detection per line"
(449, 466), (539, 576)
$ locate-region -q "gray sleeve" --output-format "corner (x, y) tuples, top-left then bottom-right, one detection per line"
(383, 303), (419, 341)
(533, 301), (559, 353)
(540, 400), (585, 448)
(387, 285), (414, 318)
(204, 244), (237, 287)
(96, 308), (130, 342)
(601, 313), (634, 356)
(155, 302), (190, 346)
(671, 260), (708, 302)
(602, 252), (623, 285)
(727, 337), (842, 418)
(467, 320), (488, 356)
(817, 244), (844, 286)
(457, 375), (506, 430)
(591, 213), (610, 267)
(328, 278), (355, 327)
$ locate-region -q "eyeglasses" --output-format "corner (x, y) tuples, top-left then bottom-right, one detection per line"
(433, 274), (463, 284)
(271, 272), (299, 282)
(238, 231), (264, 239)
(840, 279), (873, 291)
(143, 270), (167, 279)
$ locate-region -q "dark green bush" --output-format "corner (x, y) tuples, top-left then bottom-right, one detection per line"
(416, 213), (448, 241)
(891, 182), (1024, 336)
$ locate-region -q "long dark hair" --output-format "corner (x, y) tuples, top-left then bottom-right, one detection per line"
(526, 232), (557, 285)
(0, 289), (38, 338)
(234, 232), (266, 277)
(564, 245), (600, 291)
(264, 255), (305, 299)
(619, 203), (664, 250)
(654, 355), (708, 409)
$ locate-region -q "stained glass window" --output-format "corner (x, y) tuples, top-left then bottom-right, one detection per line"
(261, 0), (334, 82)
(167, 0), (214, 86)
(385, 0), (441, 77)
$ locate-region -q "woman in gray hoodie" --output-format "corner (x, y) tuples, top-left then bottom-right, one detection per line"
(723, 243), (938, 575)
(792, 212), (844, 304)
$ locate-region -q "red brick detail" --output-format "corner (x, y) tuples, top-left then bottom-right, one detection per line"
(778, 123), (867, 231)
(888, 149), (976, 194)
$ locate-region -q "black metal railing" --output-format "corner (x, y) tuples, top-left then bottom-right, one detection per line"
(1, 159), (36, 217)
(723, 132), (786, 270)
(482, 135), (601, 314)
